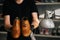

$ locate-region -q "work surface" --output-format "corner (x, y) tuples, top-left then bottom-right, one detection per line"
(0, 31), (60, 40)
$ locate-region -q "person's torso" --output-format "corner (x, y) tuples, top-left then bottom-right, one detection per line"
(8, 0), (32, 25)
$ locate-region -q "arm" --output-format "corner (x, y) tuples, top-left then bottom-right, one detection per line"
(31, 12), (40, 29)
(29, 0), (40, 29)
(3, 0), (12, 30)
(4, 15), (12, 30)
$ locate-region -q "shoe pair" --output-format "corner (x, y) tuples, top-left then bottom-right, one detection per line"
(11, 17), (31, 39)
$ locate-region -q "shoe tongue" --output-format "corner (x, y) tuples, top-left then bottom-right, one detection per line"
(22, 17), (28, 20)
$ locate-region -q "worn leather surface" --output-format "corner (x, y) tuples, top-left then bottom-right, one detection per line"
(22, 18), (31, 37)
(11, 17), (20, 39)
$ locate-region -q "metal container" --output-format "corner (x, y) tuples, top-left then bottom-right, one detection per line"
(40, 10), (55, 28)
(40, 19), (55, 28)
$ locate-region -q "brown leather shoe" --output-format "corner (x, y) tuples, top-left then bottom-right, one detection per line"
(22, 17), (31, 37)
(11, 17), (21, 39)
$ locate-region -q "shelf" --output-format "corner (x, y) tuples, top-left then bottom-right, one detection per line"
(0, 2), (60, 6)
(52, 19), (60, 21)
(36, 2), (60, 5)
(0, 31), (7, 34)
(0, 18), (4, 20)
(34, 34), (60, 38)
(39, 18), (60, 22)
(0, 3), (3, 6)
(0, 31), (60, 38)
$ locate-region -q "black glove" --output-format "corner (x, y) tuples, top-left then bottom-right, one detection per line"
(30, 25), (34, 31)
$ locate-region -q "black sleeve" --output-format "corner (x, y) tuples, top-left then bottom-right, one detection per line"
(30, 0), (38, 13)
(3, 0), (10, 16)
(29, 0), (39, 18)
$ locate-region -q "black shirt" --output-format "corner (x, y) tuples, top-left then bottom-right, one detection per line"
(3, 0), (39, 40)
(3, 0), (38, 25)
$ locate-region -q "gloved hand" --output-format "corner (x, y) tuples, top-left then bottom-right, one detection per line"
(30, 25), (34, 31)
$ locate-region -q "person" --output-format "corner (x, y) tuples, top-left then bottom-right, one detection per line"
(3, 0), (40, 40)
